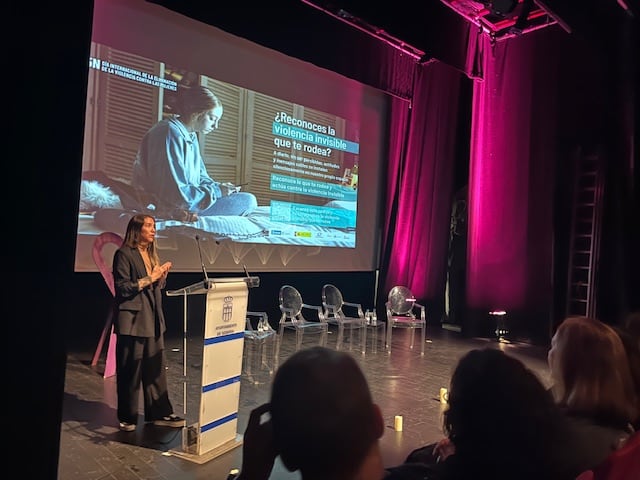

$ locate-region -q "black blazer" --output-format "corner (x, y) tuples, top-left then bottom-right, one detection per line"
(112, 245), (166, 338)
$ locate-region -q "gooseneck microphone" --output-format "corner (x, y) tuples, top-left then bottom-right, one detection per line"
(194, 235), (210, 288)
(242, 263), (259, 288)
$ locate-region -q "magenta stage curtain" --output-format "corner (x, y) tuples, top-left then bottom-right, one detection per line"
(466, 31), (560, 337)
(380, 61), (463, 306)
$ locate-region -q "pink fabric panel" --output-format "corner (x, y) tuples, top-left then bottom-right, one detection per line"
(91, 232), (123, 378)
(383, 62), (461, 301)
(467, 33), (556, 312)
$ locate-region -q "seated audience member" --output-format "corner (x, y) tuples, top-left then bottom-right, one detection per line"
(235, 346), (434, 480)
(425, 348), (578, 480)
(547, 316), (638, 468)
(409, 317), (638, 477)
(236, 347), (580, 480)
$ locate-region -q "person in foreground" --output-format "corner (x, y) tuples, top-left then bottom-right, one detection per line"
(235, 346), (433, 480)
(430, 348), (583, 480)
(407, 317), (638, 478)
(548, 316), (638, 465)
(406, 348), (595, 479)
(112, 214), (185, 432)
(132, 85), (257, 220)
(236, 347), (583, 480)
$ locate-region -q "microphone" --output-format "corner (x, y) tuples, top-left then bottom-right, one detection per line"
(242, 263), (259, 288)
(194, 235), (210, 288)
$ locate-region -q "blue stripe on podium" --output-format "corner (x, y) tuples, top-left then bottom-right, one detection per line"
(203, 376), (241, 393)
(204, 332), (244, 344)
(201, 412), (239, 433)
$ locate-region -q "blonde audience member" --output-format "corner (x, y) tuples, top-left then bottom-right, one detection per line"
(548, 316), (638, 466)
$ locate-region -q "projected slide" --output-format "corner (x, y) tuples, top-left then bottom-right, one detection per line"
(80, 46), (360, 245)
(75, 0), (387, 273)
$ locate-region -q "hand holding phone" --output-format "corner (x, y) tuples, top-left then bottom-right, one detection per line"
(236, 403), (276, 480)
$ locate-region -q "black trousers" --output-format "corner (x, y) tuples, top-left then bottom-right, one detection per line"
(115, 334), (174, 424)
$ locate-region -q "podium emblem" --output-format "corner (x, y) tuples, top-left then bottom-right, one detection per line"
(222, 295), (234, 322)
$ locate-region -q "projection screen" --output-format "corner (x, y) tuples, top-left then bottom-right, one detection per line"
(75, 0), (389, 273)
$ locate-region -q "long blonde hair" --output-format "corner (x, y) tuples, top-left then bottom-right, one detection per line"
(550, 316), (637, 426)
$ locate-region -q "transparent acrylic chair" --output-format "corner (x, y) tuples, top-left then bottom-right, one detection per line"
(385, 286), (426, 355)
(277, 285), (328, 353)
(243, 311), (277, 384)
(321, 284), (367, 354)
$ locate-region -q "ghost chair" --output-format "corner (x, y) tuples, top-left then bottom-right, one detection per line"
(385, 286), (427, 355)
(321, 283), (367, 354)
(277, 285), (328, 355)
(243, 311), (277, 384)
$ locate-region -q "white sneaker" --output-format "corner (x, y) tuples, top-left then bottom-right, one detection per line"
(119, 422), (136, 432)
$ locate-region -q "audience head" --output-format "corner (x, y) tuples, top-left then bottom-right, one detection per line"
(548, 316), (637, 428)
(443, 348), (566, 478)
(269, 346), (384, 479)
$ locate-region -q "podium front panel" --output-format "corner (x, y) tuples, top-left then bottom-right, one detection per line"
(202, 335), (244, 384)
(196, 281), (248, 456)
(199, 381), (242, 454)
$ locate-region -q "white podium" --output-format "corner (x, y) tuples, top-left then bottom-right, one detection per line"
(166, 276), (259, 464)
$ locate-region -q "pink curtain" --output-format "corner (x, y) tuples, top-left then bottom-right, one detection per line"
(380, 61), (463, 306)
(466, 31), (559, 333)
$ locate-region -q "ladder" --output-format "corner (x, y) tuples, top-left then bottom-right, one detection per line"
(565, 147), (604, 318)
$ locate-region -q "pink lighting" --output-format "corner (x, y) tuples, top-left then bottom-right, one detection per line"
(466, 32), (556, 321)
(382, 62), (463, 301)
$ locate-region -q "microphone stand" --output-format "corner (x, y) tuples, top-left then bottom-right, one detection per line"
(179, 235), (210, 419)
(195, 235), (210, 289)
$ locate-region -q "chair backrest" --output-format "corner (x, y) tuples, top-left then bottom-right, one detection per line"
(279, 285), (304, 319)
(387, 286), (416, 315)
(322, 284), (344, 313)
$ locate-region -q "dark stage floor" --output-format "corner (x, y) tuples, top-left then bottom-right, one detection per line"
(59, 323), (550, 480)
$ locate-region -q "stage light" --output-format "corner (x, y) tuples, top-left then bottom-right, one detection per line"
(489, 310), (509, 342)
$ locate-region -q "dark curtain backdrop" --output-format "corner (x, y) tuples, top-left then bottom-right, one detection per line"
(378, 94), (411, 297)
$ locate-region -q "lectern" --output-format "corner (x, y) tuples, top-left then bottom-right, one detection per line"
(166, 276), (259, 464)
